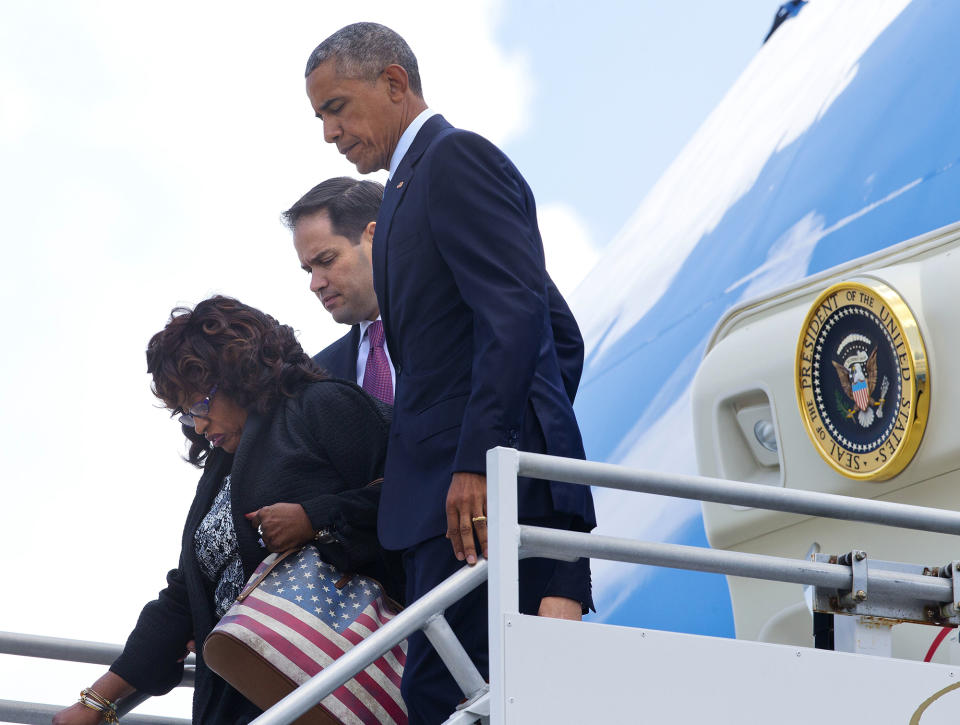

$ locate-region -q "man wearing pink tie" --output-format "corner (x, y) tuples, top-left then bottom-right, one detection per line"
(283, 177), (395, 403)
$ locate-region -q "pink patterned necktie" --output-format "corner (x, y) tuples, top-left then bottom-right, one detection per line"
(362, 320), (394, 404)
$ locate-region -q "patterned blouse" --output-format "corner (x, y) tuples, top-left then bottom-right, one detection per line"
(194, 474), (245, 618)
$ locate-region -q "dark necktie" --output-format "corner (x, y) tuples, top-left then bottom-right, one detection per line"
(362, 319), (394, 405)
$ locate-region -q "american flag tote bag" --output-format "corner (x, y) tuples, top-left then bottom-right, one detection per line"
(204, 544), (408, 725)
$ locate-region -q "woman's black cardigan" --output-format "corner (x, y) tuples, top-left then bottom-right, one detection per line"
(110, 379), (394, 723)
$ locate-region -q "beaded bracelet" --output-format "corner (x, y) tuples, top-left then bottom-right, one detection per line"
(79, 688), (119, 723)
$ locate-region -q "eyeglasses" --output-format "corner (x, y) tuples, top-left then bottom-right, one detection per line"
(177, 385), (218, 427)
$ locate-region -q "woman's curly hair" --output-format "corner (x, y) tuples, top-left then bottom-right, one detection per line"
(146, 295), (326, 466)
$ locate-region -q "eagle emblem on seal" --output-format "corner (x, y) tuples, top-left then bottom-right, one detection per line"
(830, 333), (889, 428)
(795, 280), (929, 481)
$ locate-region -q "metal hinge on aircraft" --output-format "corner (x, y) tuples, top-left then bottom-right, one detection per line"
(813, 551), (960, 627)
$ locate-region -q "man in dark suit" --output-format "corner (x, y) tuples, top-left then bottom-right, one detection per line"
(283, 177), (395, 400)
(303, 23), (596, 723)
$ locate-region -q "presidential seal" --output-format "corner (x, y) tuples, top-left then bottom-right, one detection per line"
(795, 280), (929, 480)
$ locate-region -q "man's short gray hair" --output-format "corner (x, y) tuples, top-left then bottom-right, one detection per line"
(305, 22), (423, 98)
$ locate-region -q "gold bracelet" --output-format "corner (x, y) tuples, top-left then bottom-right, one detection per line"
(82, 687), (116, 709)
(79, 688), (120, 723)
(79, 697), (117, 723)
(79, 697), (105, 715)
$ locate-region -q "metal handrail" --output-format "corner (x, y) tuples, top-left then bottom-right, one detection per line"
(0, 631), (194, 725)
(0, 631), (196, 685)
(519, 526), (954, 602)
(252, 447), (960, 725)
(15, 448), (960, 725)
(0, 699), (189, 725)
(516, 450), (960, 535)
(486, 448), (960, 723)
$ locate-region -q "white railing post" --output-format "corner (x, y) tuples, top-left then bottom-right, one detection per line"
(487, 446), (520, 725)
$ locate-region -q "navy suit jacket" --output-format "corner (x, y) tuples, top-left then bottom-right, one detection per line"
(312, 310), (580, 401)
(373, 115), (596, 551)
(312, 325), (361, 381)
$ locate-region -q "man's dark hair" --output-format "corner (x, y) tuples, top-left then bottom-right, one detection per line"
(282, 177), (383, 243)
(305, 22), (423, 98)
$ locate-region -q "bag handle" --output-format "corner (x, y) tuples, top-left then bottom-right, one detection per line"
(236, 549), (299, 602)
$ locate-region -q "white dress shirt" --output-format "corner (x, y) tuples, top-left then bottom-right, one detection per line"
(388, 108), (437, 180)
(356, 316), (396, 392)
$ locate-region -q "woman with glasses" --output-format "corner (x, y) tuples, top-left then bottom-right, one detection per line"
(54, 295), (397, 724)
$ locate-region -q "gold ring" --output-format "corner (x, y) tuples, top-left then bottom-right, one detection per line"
(471, 515), (487, 524)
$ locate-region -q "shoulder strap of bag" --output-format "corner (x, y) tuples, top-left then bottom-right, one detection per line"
(236, 548), (299, 602)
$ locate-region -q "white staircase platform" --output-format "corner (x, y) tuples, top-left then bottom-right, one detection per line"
(499, 614), (959, 723)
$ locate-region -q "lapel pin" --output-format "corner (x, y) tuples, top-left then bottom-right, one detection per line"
(396, 181), (404, 189)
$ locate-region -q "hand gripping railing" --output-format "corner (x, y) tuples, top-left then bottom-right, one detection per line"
(252, 446), (960, 725)
(0, 630), (193, 724)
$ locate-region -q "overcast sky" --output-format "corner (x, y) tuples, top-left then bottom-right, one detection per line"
(0, 1), (778, 718)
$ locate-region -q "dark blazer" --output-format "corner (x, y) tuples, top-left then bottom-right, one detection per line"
(312, 324), (361, 381)
(110, 380), (393, 724)
(547, 277), (585, 404)
(373, 114), (596, 552)
(310, 293), (581, 401)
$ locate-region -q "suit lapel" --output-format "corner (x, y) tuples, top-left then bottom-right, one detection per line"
(372, 114), (452, 364)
